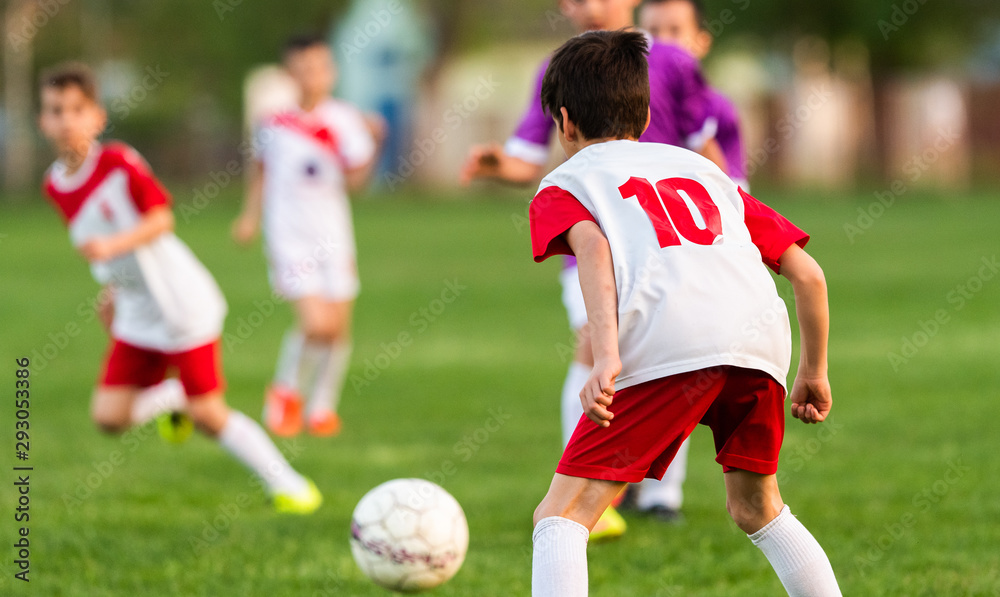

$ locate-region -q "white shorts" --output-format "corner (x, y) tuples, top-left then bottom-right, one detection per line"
(267, 248), (360, 302)
(559, 265), (588, 331)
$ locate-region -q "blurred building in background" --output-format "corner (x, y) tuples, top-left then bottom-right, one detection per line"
(2, 0), (999, 195)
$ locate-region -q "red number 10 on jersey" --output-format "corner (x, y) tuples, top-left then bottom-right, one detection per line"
(618, 177), (722, 248)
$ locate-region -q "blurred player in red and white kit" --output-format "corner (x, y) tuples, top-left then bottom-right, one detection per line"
(37, 63), (321, 514)
(529, 32), (840, 596)
(460, 0), (725, 539)
(233, 35), (385, 438)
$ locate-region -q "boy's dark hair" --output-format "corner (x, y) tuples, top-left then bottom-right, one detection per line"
(283, 33), (328, 58)
(541, 30), (650, 140)
(38, 62), (99, 103)
(642, 0), (707, 30)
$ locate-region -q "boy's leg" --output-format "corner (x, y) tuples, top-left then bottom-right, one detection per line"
(130, 378), (186, 425)
(305, 299), (353, 424)
(91, 386), (140, 434)
(532, 474), (626, 597)
(189, 393), (316, 500)
(725, 470), (840, 596)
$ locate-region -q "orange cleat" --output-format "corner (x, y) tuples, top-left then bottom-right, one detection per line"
(264, 385), (304, 437)
(307, 410), (342, 437)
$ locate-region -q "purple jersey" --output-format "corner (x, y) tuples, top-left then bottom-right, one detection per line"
(707, 88), (746, 185)
(505, 37), (713, 167)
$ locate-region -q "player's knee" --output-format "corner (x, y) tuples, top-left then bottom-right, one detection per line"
(726, 494), (776, 534)
(302, 321), (338, 343)
(92, 412), (129, 435)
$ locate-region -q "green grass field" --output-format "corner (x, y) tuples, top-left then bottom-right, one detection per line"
(1, 186), (998, 596)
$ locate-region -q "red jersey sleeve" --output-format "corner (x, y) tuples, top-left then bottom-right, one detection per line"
(108, 143), (171, 213)
(740, 187), (809, 273)
(529, 186), (597, 262)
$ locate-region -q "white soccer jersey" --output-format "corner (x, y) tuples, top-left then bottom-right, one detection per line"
(44, 143), (227, 352)
(530, 140), (808, 390)
(255, 98), (375, 263)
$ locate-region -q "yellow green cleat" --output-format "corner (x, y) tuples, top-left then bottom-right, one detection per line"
(590, 506), (627, 543)
(156, 411), (194, 444)
(273, 479), (323, 515)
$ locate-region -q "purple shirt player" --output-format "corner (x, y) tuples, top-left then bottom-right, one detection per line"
(505, 35), (716, 269)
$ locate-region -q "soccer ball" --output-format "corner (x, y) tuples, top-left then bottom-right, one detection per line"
(350, 478), (469, 592)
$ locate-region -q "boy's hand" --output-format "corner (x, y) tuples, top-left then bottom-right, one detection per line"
(580, 357), (621, 428)
(789, 372), (832, 424)
(458, 144), (504, 185)
(231, 212), (259, 246)
(97, 292), (115, 331)
(363, 112), (388, 145)
(79, 237), (122, 262)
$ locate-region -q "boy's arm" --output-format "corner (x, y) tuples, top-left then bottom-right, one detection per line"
(778, 243), (831, 424)
(232, 160), (264, 245)
(565, 221), (620, 427)
(459, 144), (544, 186)
(344, 112), (388, 193)
(79, 206), (173, 262)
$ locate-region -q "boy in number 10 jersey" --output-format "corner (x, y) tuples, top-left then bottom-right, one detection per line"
(528, 31), (841, 596)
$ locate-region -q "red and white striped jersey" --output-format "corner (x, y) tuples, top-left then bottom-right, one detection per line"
(530, 140), (808, 390)
(43, 142), (226, 352)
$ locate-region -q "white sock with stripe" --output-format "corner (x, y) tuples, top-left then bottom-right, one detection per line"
(749, 505), (842, 596)
(532, 516), (589, 597)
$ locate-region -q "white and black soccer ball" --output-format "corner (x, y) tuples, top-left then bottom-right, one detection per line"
(350, 478), (469, 593)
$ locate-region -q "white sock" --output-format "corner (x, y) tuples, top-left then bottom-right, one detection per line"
(273, 329), (305, 390)
(130, 379), (186, 425)
(532, 516), (589, 597)
(308, 341), (351, 415)
(749, 506), (842, 597)
(217, 410), (309, 495)
(637, 436), (691, 511)
(297, 341), (331, 399)
(561, 362), (591, 447)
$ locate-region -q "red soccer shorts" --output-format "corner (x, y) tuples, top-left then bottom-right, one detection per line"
(558, 366), (785, 483)
(100, 339), (225, 398)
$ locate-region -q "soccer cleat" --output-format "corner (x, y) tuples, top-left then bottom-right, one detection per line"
(273, 479), (323, 515)
(156, 411), (194, 444)
(307, 410), (342, 437)
(645, 505), (685, 525)
(263, 385), (304, 437)
(589, 506), (627, 543)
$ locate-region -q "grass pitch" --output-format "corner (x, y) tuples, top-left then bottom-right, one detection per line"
(1, 186), (998, 596)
